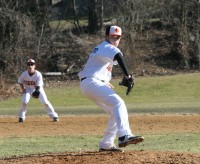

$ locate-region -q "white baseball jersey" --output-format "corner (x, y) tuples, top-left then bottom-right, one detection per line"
(78, 41), (122, 83)
(18, 70), (58, 120)
(18, 70), (43, 89)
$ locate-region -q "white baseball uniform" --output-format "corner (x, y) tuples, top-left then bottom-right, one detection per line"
(18, 70), (58, 120)
(78, 41), (133, 149)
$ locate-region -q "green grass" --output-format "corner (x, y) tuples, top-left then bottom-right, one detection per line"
(0, 136), (99, 158)
(131, 73), (200, 104)
(1, 72), (200, 115)
(134, 133), (200, 153)
(0, 133), (199, 158)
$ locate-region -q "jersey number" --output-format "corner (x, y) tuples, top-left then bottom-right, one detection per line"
(24, 81), (36, 86)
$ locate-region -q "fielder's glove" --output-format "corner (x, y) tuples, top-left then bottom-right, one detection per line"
(31, 86), (40, 98)
(119, 74), (134, 95)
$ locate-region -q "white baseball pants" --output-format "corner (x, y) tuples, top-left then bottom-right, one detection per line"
(80, 77), (133, 149)
(18, 87), (58, 120)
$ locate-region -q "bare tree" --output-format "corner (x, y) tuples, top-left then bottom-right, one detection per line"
(1, 0), (200, 81)
(99, 0), (104, 32)
(88, 0), (98, 34)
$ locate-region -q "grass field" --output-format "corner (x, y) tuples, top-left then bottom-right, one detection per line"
(1, 72), (200, 115)
(0, 133), (199, 158)
(0, 73), (200, 158)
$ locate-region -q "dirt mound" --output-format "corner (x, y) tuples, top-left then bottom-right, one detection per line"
(1, 150), (200, 164)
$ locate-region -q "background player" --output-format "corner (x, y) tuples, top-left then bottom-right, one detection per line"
(78, 25), (144, 152)
(18, 59), (59, 122)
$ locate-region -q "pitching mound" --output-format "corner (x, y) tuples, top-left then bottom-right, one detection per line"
(1, 150), (200, 164)
(0, 115), (199, 163)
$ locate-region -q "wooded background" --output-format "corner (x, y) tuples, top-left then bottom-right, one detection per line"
(0, 0), (200, 81)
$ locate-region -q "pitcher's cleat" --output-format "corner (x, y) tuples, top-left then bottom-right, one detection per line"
(99, 146), (124, 152)
(118, 135), (144, 147)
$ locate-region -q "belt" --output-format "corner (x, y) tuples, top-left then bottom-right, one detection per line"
(80, 77), (105, 83)
(80, 77), (87, 81)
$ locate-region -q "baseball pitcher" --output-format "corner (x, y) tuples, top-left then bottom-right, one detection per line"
(78, 25), (144, 152)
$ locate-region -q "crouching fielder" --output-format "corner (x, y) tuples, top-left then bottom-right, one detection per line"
(18, 59), (59, 122)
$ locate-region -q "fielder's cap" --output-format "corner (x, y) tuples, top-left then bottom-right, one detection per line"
(106, 25), (122, 36)
(27, 59), (35, 64)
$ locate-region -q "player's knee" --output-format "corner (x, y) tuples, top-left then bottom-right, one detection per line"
(109, 95), (125, 107)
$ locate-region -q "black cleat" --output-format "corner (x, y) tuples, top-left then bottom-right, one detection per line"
(99, 146), (124, 152)
(118, 135), (144, 147)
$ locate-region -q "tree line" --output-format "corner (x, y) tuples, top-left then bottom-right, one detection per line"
(0, 0), (200, 80)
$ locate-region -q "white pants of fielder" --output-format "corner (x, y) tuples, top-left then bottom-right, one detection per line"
(18, 87), (58, 120)
(80, 77), (133, 149)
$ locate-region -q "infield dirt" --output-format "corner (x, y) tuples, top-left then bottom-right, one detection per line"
(0, 115), (200, 163)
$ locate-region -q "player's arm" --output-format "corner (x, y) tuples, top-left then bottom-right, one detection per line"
(36, 72), (44, 87)
(113, 52), (129, 76)
(19, 83), (26, 94)
(35, 86), (40, 91)
(31, 86), (40, 98)
(33, 74), (41, 98)
(108, 52), (129, 90)
(114, 52), (134, 95)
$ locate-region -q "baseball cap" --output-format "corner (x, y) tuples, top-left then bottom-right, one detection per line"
(106, 25), (122, 36)
(27, 59), (35, 64)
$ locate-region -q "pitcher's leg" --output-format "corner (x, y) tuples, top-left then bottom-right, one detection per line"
(99, 111), (118, 149)
(95, 93), (132, 137)
(83, 81), (131, 147)
(80, 78), (141, 149)
(112, 95), (132, 137)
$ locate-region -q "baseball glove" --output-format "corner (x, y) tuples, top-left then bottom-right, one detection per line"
(119, 74), (134, 95)
(31, 90), (40, 98)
